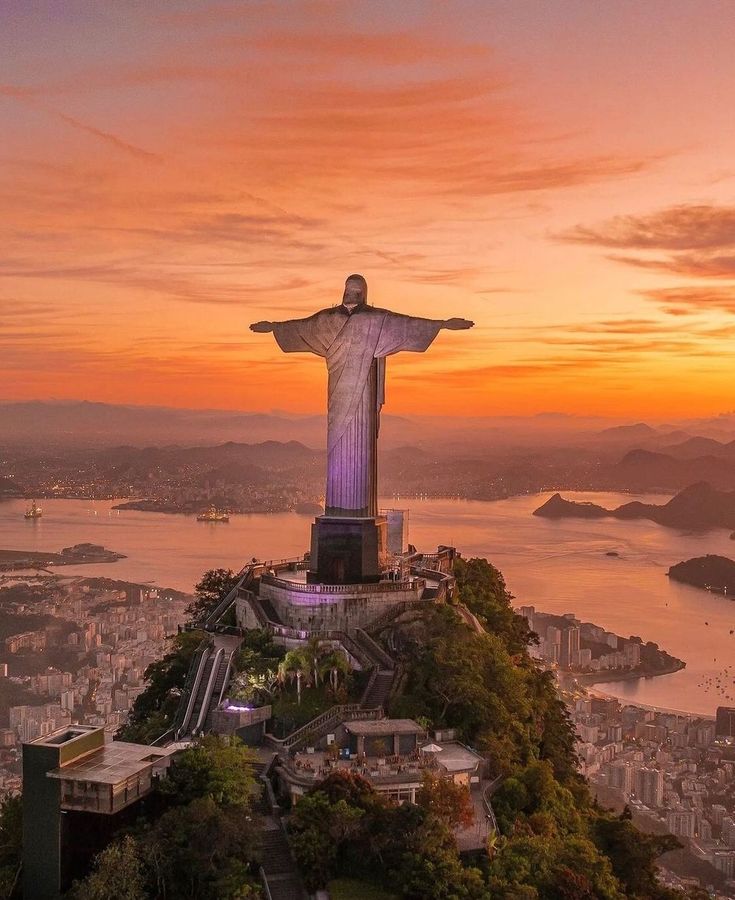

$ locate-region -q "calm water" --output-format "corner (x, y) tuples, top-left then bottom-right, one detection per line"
(2, 493), (735, 716)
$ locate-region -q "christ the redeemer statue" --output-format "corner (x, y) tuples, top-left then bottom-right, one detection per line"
(251, 274), (473, 520)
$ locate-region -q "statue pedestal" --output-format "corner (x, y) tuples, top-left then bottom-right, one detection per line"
(308, 515), (387, 584)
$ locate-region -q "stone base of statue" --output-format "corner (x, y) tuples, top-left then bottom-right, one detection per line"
(308, 515), (387, 585)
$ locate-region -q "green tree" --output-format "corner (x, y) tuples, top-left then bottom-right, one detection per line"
(0, 794), (22, 900)
(288, 791), (364, 890)
(186, 568), (240, 625)
(117, 628), (204, 742)
(69, 836), (146, 900)
(158, 734), (257, 808)
(143, 797), (259, 899)
(320, 649), (352, 694)
(416, 771), (474, 830)
(278, 647), (312, 705)
(591, 807), (681, 899)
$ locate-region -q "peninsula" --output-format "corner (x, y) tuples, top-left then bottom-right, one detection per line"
(534, 481), (735, 532)
(519, 606), (685, 684)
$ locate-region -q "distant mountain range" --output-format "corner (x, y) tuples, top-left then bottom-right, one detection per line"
(534, 482), (735, 531)
(8, 400), (735, 453)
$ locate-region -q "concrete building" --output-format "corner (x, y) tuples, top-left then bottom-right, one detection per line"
(22, 725), (175, 899)
(635, 767), (664, 808)
(276, 717), (484, 812)
(667, 809), (696, 837)
(716, 706), (735, 739)
(559, 626), (580, 669)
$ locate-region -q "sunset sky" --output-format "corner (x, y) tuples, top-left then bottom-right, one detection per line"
(3, 0), (735, 419)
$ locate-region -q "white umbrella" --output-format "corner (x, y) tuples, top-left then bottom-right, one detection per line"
(420, 743), (443, 753)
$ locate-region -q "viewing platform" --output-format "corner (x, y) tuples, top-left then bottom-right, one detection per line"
(236, 544), (456, 634)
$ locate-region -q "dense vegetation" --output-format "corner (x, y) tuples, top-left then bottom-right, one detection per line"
(184, 567), (240, 624)
(70, 736), (262, 899)
(287, 557), (697, 899)
(668, 553), (735, 595)
(37, 558), (708, 898)
(117, 628), (204, 743)
(117, 568), (239, 743)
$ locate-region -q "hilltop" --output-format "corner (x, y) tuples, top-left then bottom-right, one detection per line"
(534, 482), (735, 532)
(668, 555), (735, 596)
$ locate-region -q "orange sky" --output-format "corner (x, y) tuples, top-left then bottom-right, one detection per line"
(2, 0), (735, 419)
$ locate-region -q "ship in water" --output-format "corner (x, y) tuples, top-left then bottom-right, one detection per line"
(196, 505), (229, 523)
(24, 500), (42, 519)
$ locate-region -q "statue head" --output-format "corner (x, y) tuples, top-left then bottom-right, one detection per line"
(342, 274), (367, 309)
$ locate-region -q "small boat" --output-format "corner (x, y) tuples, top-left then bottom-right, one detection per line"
(196, 506), (229, 523)
(24, 500), (42, 519)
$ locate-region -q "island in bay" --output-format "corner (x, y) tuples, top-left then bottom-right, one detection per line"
(0, 543), (125, 572)
(668, 554), (735, 597)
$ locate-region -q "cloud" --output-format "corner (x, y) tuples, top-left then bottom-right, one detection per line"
(243, 30), (491, 66)
(640, 286), (735, 315)
(610, 252), (735, 279)
(560, 204), (735, 250)
(51, 110), (161, 161)
(560, 203), (735, 279)
(1, 84), (161, 161)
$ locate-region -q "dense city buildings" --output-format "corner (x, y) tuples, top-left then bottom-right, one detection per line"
(0, 574), (188, 795)
(566, 688), (735, 893)
(718, 708), (735, 739)
(518, 605), (680, 678)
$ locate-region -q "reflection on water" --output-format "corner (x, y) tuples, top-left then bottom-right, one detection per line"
(2, 492), (734, 716)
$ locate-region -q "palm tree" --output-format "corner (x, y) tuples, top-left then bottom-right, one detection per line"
(304, 635), (325, 688)
(278, 648), (311, 705)
(319, 649), (351, 693)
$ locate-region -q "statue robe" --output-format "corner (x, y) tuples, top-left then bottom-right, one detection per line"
(273, 305), (443, 517)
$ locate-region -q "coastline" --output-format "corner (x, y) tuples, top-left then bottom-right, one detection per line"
(571, 658), (687, 686)
(0, 546), (126, 572)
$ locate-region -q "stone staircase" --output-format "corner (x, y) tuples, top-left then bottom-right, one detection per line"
(260, 825), (306, 900)
(257, 754), (307, 900)
(361, 669), (394, 709)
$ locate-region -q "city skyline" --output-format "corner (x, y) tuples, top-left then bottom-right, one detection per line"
(4, 1), (735, 418)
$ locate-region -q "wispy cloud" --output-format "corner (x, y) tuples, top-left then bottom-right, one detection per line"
(639, 286), (735, 316)
(1, 83), (161, 160)
(560, 203), (735, 279)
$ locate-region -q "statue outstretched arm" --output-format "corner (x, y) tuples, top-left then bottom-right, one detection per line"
(443, 317), (474, 330)
(375, 310), (474, 356)
(250, 310), (340, 357)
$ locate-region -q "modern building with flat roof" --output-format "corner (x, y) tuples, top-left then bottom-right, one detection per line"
(22, 725), (175, 900)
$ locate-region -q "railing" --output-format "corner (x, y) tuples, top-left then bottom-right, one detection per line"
(364, 599), (431, 634)
(260, 574), (426, 596)
(259, 868), (273, 900)
(455, 604), (484, 634)
(195, 646), (224, 733)
(483, 781), (499, 834)
(177, 646), (212, 738)
(217, 649), (237, 707)
(266, 703), (383, 751)
(354, 628), (395, 670)
(360, 668), (379, 706)
(202, 566), (255, 630)
(172, 639), (210, 739)
(333, 631), (373, 669)
(243, 602), (384, 672)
